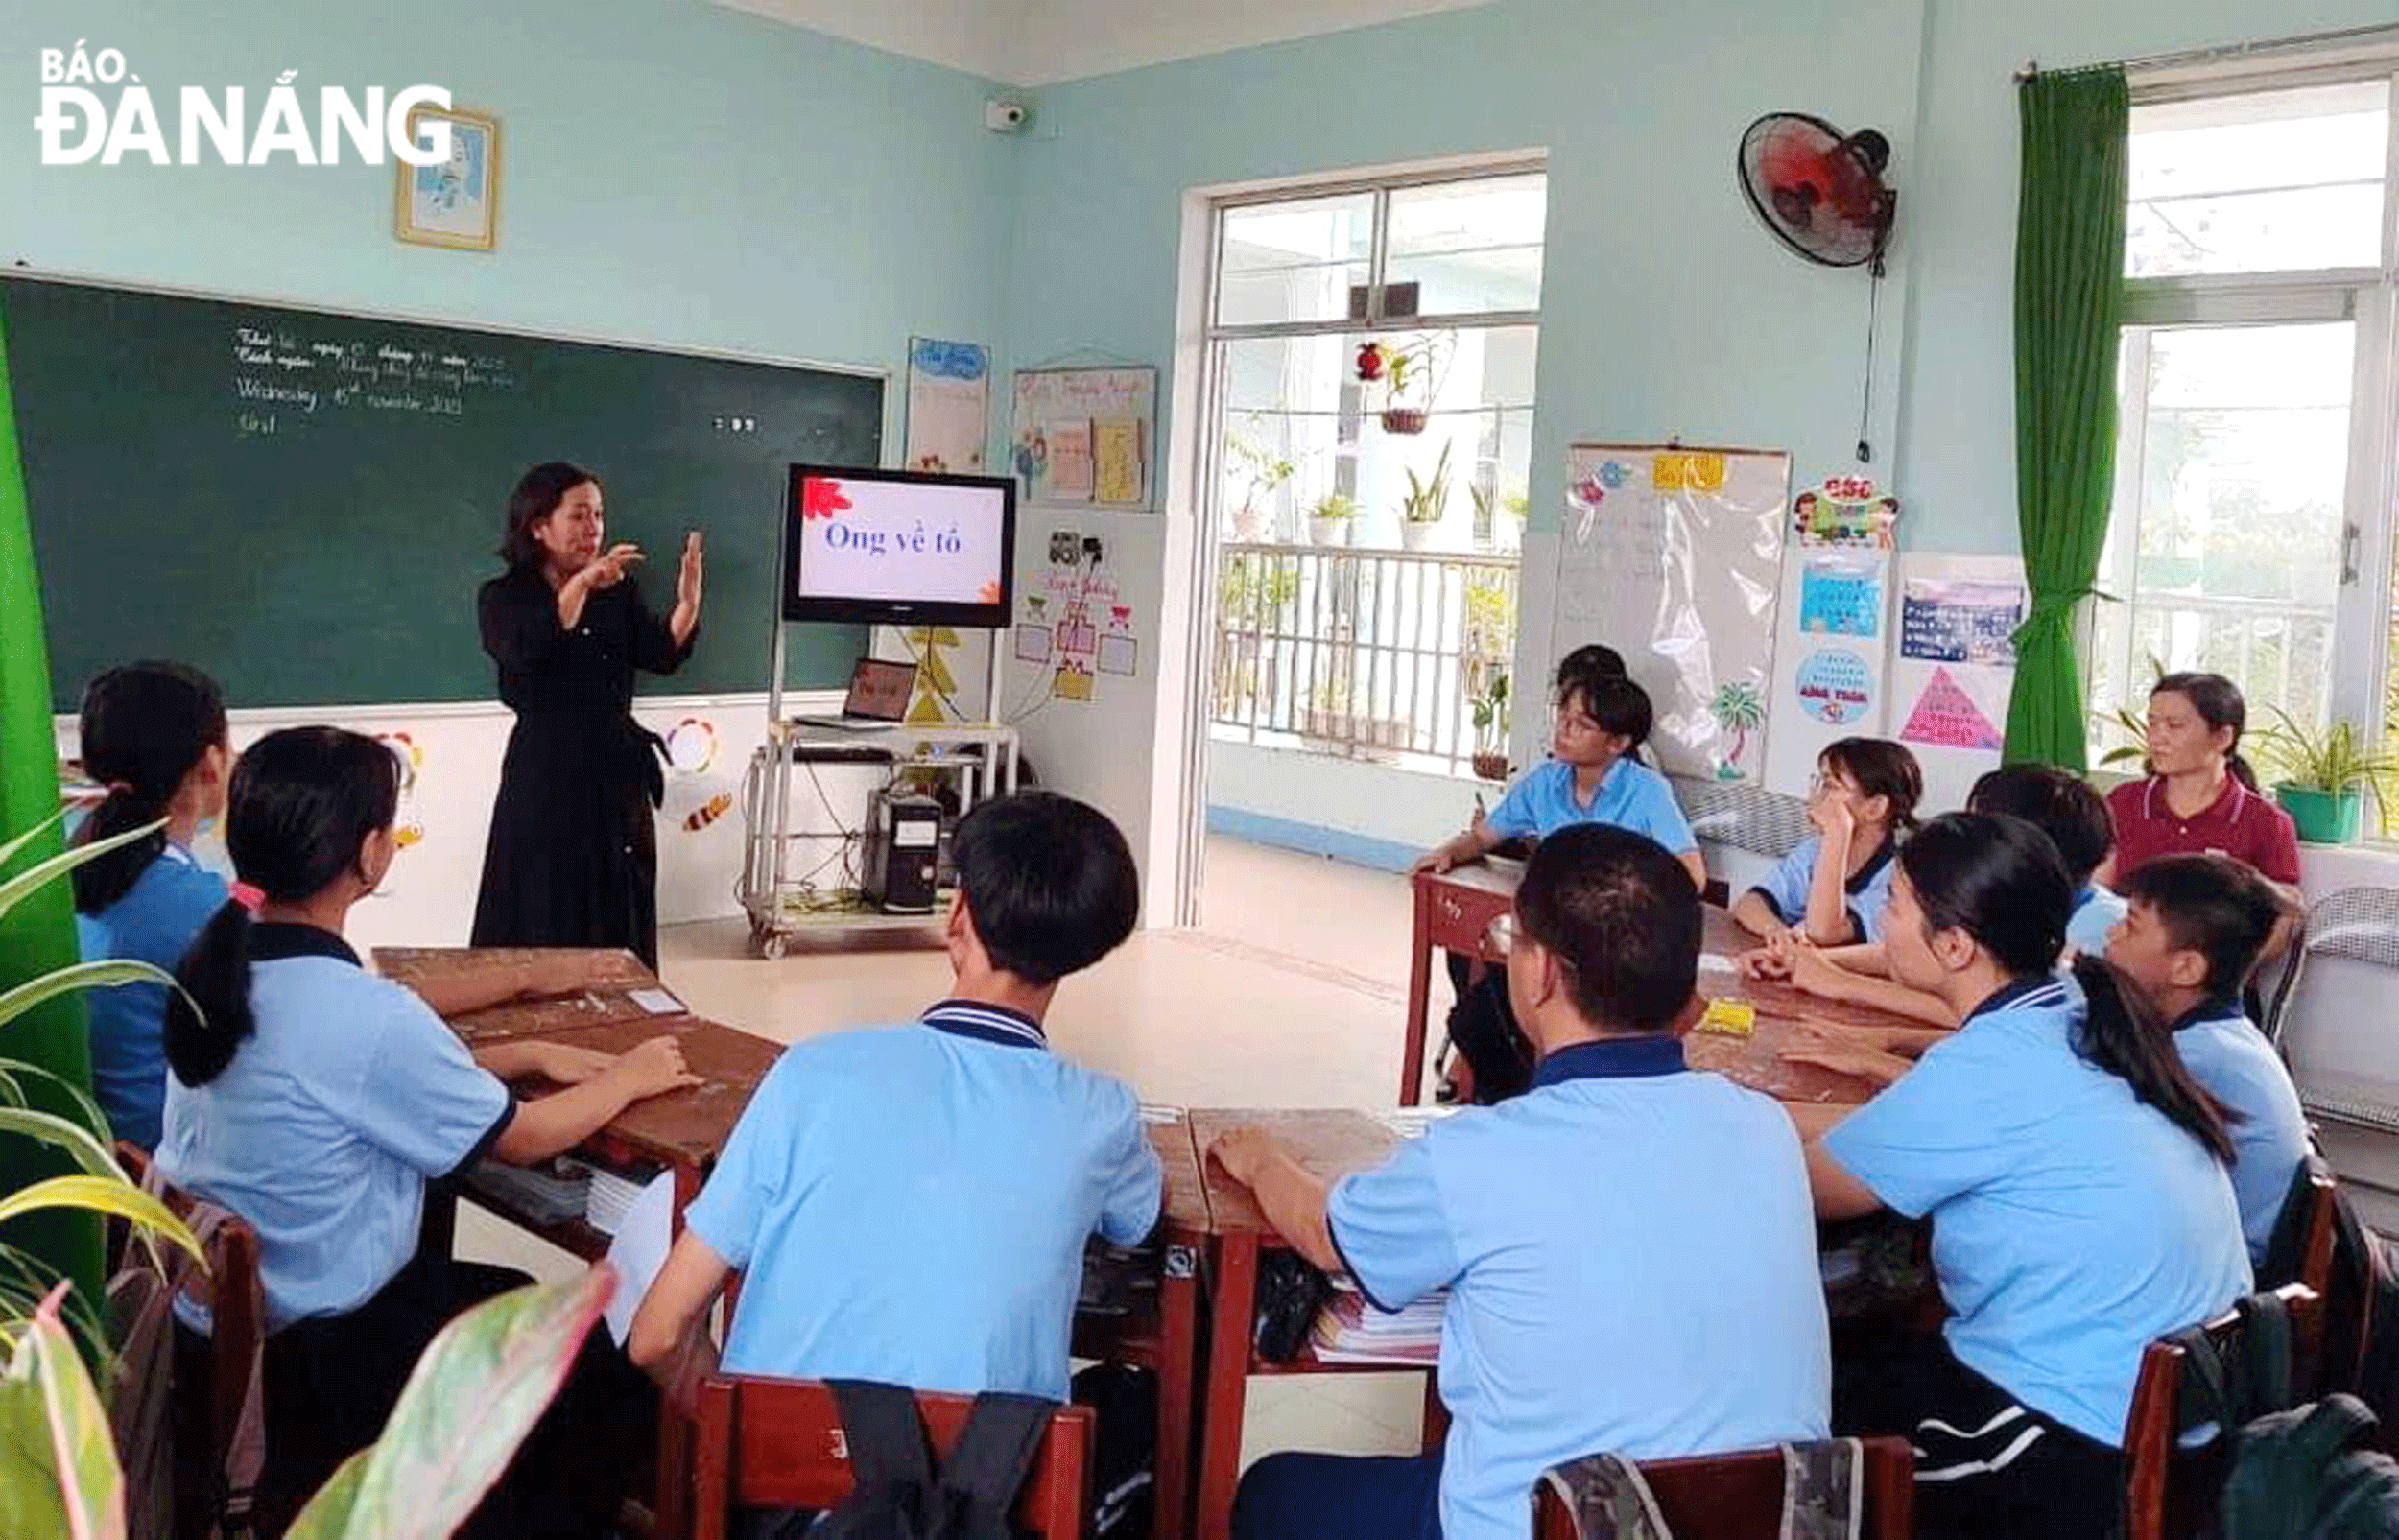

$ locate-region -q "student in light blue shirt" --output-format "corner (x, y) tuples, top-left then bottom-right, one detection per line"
(1732, 737), (1920, 945)
(629, 791), (1162, 1406)
(1419, 661), (1703, 1102)
(159, 726), (698, 1528)
(2108, 854), (2309, 1268)
(1800, 814), (2248, 1540)
(1218, 826), (1830, 1540)
(68, 661), (233, 1151)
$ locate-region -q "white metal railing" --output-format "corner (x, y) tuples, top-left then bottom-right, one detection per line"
(1211, 542), (1518, 776)
(2097, 589), (2338, 730)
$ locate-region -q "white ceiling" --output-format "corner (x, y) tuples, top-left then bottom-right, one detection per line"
(711, 0), (1500, 86)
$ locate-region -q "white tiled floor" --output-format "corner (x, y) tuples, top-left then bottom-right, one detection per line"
(455, 834), (1436, 1470)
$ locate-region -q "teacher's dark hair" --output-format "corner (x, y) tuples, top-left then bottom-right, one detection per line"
(953, 791), (1139, 986)
(2152, 672), (2259, 792)
(166, 728), (401, 1087)
(1900, 813), (2235, 1164)
(499, 461), (601, 570)
(73, 662), (227, 914)
(1513, 823), (1699, 1033)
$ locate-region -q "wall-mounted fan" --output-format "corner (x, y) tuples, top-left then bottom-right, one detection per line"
(1737, 113), (1899, 461)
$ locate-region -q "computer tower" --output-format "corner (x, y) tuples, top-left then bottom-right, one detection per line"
(862, 791), (943, 913)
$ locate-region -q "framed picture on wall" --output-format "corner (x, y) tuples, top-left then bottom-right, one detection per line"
(394, 105), (501, 250)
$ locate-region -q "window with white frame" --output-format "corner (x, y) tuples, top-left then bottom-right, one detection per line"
(1203, 165), (1545, 776)
(2088, 71), (2398, 811)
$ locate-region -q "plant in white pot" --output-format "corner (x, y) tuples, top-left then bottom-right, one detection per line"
(1308, 492), (1358, 548)
(2253, 708), (2399, 844)
(1397, 441), (1452, 552)
(1224, 422), (1294, 542)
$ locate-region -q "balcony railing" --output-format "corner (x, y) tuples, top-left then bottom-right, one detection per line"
(1212, 542), (1519, 777)
(2092, 589), (2337, 751)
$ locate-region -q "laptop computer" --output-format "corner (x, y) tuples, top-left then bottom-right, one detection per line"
(794, 656), (919, 730)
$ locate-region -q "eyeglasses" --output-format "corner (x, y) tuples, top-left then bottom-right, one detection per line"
(1807, 771), (1857, 796)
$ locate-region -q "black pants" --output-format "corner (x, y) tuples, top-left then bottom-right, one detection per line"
(256, 1255), (652, 1536)
(1833, 1325), (2122, 1539)
(1444, 953), (1532, 1103)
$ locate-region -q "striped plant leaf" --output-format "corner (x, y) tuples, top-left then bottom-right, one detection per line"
(284, 1265), (615, 1538)
(0, 1285), (125, 1540)
(0, 817), (168, 930)
(0, 960), (188, 1040)
(0, 1178), (200, 1267)
(0, 805), (69, 877)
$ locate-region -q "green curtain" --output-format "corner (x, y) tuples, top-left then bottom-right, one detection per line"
(0, 292), (102, 1306)
(2005, 67), (2130, 770)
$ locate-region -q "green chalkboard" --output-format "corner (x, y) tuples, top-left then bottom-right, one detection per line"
(4, 274), (883, 711)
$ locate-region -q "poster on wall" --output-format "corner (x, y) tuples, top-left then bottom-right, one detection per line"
(903, 338), (991, 474)
(1548, 444), (1789, 784)
(1890, 553), (2030, 813)
(1764, 476), (1902, 798)
(1011, 367), (1157, 510)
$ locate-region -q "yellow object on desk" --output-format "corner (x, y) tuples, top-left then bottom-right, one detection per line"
(1698, 997), (1756, 1037)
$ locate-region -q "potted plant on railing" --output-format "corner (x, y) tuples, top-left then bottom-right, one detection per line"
(1471, 672), (1511, 782)
(1397, 440), (1452, 552)
(2253, 707), (2399, 844)
(1225, 422), (1295, 542)
(1308, 492), (1358, 548)
(1354, 334), (1447, 435)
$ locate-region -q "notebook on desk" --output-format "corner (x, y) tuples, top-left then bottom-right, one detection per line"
(794, 656), (917, 729)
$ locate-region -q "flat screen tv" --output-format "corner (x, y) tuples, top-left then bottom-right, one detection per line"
(780, 465), (1015, 628)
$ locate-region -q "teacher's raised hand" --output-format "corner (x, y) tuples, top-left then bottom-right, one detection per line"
(580, 542), (645, 591)
(672, 530), (704, 647)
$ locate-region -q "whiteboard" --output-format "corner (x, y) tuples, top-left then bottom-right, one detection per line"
(1550, 445), (1790, 784)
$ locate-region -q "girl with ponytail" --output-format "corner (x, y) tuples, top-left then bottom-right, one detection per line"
(1795, 813), (2250, 1539)
(70, 661), (230, 1149)
(160, 725), (700, 1529)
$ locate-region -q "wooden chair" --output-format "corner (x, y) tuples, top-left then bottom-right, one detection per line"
(1533, 1437), (1914, 1539)
(2258, 1153), (2339, 1297)
(2121, 1282), (2321, 1540)
(112, 1142), (268, 1540)
(690, 1373), (1094, 1539)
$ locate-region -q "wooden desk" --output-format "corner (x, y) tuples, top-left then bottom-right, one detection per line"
(1402, 871), (1918, 1107)
(1187, 1108), (1421, 1540)
(1069, 1113), (1211, 1540)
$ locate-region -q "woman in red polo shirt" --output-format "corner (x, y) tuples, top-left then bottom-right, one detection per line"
(2102, 673), (2301, 886)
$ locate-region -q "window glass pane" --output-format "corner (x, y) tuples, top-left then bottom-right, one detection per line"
(1216, 327), (1536, 550)
(1386, 174), (1546, 315)
(2089, 323), (2353, 762)
(2128, 82), (2387, 276)
(1216, 194), (1373, 326)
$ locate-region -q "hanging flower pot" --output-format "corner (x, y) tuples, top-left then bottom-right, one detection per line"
(1380, 407), (1428, 435)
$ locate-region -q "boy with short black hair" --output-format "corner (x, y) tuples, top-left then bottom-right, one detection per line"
(2107, 853), (2308, 1266)
(1216, 825), (1829, 1540)
(628, 790), (1162, 1405)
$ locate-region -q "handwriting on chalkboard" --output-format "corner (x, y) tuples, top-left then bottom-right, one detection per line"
(226, 323), (518, 437)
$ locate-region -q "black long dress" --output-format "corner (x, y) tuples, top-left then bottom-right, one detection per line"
(470, 564), (693, 970)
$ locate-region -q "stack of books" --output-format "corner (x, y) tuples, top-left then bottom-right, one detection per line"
(1310, 1280), (1446, 1365)
(468, 1159), (591, 1228)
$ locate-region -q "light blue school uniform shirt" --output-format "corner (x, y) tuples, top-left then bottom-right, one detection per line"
(1745, 833), (1898, 943)
(75, 843), (226, 1151)
(1485, 757), (1697, 853)
(1823, 976), (2250, 1446)
(157, 925), (513, 1332)
(1329, 1036), (1831, 1540)
(686, 1001), (1162, 1403)
(2066, 886), (2129, 960)
(2173, 1001), (2309, 1267)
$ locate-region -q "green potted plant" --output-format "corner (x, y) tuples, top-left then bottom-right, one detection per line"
(1397, 441), (1453, 553)
(1224, 421), (1295, 542)
(1307, 492), (1358, 548)
(2253, 708), (2399, 844)
(1354, 335), (1448, 436)
(1470, 672), (1510, 782)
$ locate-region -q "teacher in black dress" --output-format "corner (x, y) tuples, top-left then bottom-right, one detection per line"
(471, 462), (703, 971)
